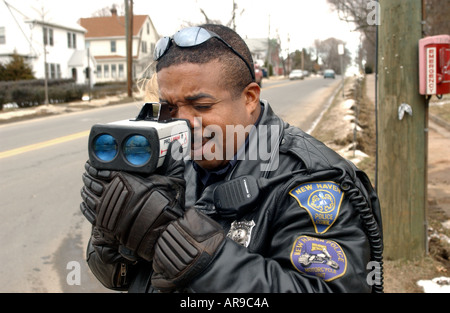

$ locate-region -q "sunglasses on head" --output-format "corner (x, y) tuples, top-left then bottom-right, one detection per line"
(153, 26), (255, 81)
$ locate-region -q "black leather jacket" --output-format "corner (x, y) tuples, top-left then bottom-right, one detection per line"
(86, 100), (383, 293)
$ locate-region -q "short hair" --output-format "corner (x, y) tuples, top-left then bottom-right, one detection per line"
(156, 24), (255, 98)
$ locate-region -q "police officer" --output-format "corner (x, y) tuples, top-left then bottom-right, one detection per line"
(80, 24), (383, 293)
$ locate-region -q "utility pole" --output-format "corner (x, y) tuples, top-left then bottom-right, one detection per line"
(125, 0), (133, 97)
(36, 4), (49, 105)
(377, 0), (427, 260)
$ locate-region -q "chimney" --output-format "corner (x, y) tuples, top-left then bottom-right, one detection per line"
(111, 6), (117, 16)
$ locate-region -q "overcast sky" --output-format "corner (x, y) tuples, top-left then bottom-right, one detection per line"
(14, 0), (362, 57)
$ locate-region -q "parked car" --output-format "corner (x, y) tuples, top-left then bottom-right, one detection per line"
(254, 63), (263, 87)
(289, 69), (304, 80)
(323, 69), (336, 79)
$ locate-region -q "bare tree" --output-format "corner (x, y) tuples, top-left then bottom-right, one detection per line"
(423, 0), (450, 36)
(91, 3), (125, 17)
(326, 0), (376, 72)
(327, 0), (449, 73)
(315, 37), (352, 74)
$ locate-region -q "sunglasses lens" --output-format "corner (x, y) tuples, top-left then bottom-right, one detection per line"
(173, 27), (212, 47)
(154, 36), (170, 60)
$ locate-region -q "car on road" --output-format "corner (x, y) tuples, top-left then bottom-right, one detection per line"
(289, 69), (304, 80)
(323, 69), (336, 79)
(254, 63), (263, 87)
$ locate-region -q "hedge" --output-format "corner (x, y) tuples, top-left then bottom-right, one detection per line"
(0, 79), (128, 110)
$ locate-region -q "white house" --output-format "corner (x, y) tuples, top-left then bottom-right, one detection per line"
(0, 0), (96, 85)
(79, 7), (160, 83)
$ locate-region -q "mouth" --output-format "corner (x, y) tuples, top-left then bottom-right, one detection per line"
(191, 131), (216, 158)
(192, 132), (215, 147)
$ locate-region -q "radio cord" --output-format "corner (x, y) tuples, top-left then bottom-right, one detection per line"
(340, 175), (384, 293)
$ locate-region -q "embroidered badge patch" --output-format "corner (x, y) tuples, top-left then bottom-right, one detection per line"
(290, 235), (347, 281)
(289, 181), (344, 234)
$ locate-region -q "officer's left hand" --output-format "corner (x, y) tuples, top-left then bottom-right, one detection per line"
(151, 207), (226, 292)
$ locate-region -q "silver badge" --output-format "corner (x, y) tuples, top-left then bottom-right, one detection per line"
(227, 220), (255, 247)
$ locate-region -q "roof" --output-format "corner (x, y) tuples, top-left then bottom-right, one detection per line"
(78, 15), (148, 38)
(3, 0), (86, 33)
(245, 38), (268, 52)
(94, 55), (137, 60)
(68, 50), (86, 66)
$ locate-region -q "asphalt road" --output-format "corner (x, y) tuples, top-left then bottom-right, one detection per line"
(0, 75), (341, 292)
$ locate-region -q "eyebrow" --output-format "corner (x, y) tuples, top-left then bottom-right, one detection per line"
(159, 93), (219, 105)
(184, 93), (218, 102)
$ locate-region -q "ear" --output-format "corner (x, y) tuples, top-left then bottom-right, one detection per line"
(243, 82), (261, 116)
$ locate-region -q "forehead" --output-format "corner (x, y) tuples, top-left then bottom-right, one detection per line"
(157, 61), (225, 97)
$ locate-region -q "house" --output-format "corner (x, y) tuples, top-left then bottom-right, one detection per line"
(245, 38), (284, 76)
(0, 0), (95, 85)
(78, 7), (160, 84)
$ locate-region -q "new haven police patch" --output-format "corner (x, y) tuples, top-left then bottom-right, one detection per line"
(290, 235), (347, 281)
(289, 181), (344, 234)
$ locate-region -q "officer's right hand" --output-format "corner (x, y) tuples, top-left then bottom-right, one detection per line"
(79, 141), (186, 261)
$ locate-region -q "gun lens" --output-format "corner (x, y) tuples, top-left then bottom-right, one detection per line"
(93, 134), (118, 162)
(124, 135), (151, 166)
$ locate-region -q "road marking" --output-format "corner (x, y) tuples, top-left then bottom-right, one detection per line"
(262, 80), (299, 90)
(0, 130), (90, 159)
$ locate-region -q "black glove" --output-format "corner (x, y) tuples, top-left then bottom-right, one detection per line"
(80, 142), (186, 261)
(151, 208), (226, 292)
(89, 226), (138, 264)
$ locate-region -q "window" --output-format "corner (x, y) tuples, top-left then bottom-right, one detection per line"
(111, 64), (117, 78)
(45, 63), (60, 79)
(141, 41), (147, 53)
(44, 27), (54, 46)
(96, 65), (102, 78)
(103, 64), (109, 78)
(118, 64), (124, 78)
(0, 27), (5, 44)
(147, 22), (150, 35)
(68, 32), (77, 49)
(50, 63), (56, 79)
(110, 41), (116, 53)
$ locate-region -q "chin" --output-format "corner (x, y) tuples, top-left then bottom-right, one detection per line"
(193, 159), (229, 171)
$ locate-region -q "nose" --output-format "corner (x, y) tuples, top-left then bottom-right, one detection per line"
(176, 105), (201, 131)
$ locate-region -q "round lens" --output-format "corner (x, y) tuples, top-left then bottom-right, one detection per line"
(153, 36), (170, 60)
(93, 134), (118, 162)
(174, 26), (211, 46)
(124, 135), (151, 166)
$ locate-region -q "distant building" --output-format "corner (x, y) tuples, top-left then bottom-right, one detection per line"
(79, 7), (159, 83)
(0, 0), (95, 85)
(245, 38), (283, 76)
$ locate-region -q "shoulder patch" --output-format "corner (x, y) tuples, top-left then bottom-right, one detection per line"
(290, 235), (347, 281)
(289, 181), (344, 234)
